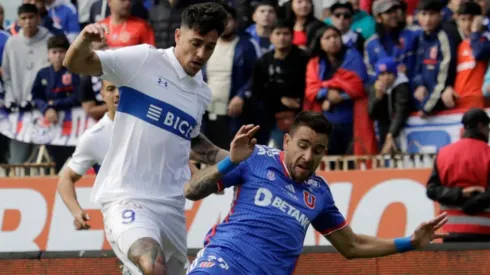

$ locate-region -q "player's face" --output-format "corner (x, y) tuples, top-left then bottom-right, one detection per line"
(283, 126), (328, 182)
(102, 80), (120, 113)
(174, 27), (218, 76)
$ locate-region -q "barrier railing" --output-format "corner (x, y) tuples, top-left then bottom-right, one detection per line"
(0, 163), (56, 177)
(320, 153), (437, 171)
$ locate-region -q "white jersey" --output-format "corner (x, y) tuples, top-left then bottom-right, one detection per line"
(92, 44), (211, 204)
(68, 113), (113, 175)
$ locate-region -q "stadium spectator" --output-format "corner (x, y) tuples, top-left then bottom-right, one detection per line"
(0, 4), (10, 78)
(149, 0), (210, 49)
(78, 0), (98, 26)
(245, 0), (277, 55)
(453, 2), (490, 109)
(88, 0), (149, 25)
(202, 4), (258, 150)
(325, 0), (364, 54)
(251, 20), (308, 149)
(364, 0), (418, 83)
(427, 108), (490, 242)
(330, 0), (375, 40)
(368, 57), (410, 154)
(304, 25), (376, 156)
(413, 0), (458, 116)
(8, 0), (63, 36)
(99, 0), (155, 48)
(2, 4), (52, 164)
(284, 0), (324, 50)
(78, 40), (108, 120)
(32, 34), (80, 172)
(32, 35), (80, 124)
(443, 0), (473, 47)
(46, 0), (81, 42)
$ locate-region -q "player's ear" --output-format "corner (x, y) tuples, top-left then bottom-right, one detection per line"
(175, 28), (181, 45)
(283, 133), (291, 151)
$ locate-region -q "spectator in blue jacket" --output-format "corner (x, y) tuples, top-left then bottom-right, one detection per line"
(32, 34), (80, 124)
(46, 0), (80, 42)
(202, 4), (259, 149)
(413, 0), (458, 116)
(364, 0), (419, 84)
(245, 0), (277, 55)
(324, 0), (376, 40)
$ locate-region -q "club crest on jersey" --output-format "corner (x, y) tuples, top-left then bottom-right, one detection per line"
(267, 170), (276, 181)
(303, 191), (316, 209)
(305, 178), (319, 187)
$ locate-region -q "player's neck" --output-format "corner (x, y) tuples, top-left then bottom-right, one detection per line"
(110, 14), (128, 25)
(108, 110), (115, 121)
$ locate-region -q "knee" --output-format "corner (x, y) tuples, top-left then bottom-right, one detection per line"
(127, 237), (167, 275)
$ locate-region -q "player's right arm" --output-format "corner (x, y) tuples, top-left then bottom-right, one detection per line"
(185, 125), (259, 201)
(63, 24), (105, 76)
(57, 167), (90, 229)
(57, 133), (97, 230)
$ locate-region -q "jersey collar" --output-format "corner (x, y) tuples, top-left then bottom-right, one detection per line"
(164, 47), (204, 86)
(279, 151), (292, 179)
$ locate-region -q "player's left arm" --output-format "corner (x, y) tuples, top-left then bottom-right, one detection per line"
(324, 213), (448, 259)
(190, 133), (229, 165)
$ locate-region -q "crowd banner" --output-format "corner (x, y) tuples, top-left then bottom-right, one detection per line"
(398, 109), (490, 153)
(0, 107), (95, 146)
(0, 169), (435, 252)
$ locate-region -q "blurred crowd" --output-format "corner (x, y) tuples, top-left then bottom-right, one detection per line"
(0, 0), (489, 172)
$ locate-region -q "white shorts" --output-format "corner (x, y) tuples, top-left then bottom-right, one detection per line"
(102, 198), (189, 275)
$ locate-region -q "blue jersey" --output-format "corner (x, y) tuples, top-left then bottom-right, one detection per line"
(190, 145), (347, 275)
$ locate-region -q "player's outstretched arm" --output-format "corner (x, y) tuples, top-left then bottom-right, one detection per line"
(57, 167), (91, 230)
(190, 133), (229, 165)
(326, 213), (448, 259)
(185, 125), (260, 200)
(63, 24), (105, 76)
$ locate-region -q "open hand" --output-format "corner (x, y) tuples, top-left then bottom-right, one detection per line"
(410, 212), (448, 249)
(230, 124), (260, 163)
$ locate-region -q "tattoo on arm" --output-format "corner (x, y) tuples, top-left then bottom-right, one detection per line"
(190, 133), (221, 165)
(185, 165), (222, 201)
(127, 237), (166, 274)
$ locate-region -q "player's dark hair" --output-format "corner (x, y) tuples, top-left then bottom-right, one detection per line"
(18, 3), (38, 16)
(290, 112), (333, 136)
(47, 34), (70, 50)
(181, 2), (229, 36)
(271, 20), (293, 34)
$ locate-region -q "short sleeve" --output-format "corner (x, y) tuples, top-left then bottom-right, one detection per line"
(217, 162), (246, 192)
(311, 189), (347, 235)
(68, 134), (97, 175)
(94, 44), (150, 86)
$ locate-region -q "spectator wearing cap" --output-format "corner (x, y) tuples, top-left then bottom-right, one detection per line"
(364, 0), (419, 84)
(453, 2), (490, 109)
(201, 4), (259, 150)
(324, 0), (375, 40)
(251, 20), (309, 149)
(2, 4), (52, 164)
(413, 0), (458, 116)
(427, 108), (490, 243)
(245, 1), (278, 55)
(284, 0), (324, 50)
(368, 57), (410, 154)
(31, 34), (80, 172)
(324, 0), (364, 54)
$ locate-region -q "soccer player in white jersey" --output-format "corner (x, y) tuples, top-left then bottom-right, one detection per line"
(63, 3), (229, 275)
(58, 79), (118, 230)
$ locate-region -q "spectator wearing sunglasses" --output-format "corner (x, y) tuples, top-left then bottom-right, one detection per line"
(364, 0), (419, 84)
(325, 0), (364, 54)
(325, 0), (376, 40)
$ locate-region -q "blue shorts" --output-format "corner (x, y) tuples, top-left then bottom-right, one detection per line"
(187, 248), (237, 274)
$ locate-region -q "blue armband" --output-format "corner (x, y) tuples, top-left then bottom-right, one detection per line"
(394, 237), (415, 253)
(217, 156), (237, 175)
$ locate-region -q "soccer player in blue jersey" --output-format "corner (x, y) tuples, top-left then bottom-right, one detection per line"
(185, 111), (448, 275)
